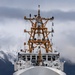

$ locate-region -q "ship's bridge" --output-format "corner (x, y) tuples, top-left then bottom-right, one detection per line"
(14, 51), (64, 72)
(18, 52), (60, 62)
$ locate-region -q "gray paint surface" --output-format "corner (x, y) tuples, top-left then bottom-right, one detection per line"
(20, 67), (59, 75)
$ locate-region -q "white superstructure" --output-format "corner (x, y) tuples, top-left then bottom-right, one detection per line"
(13, 51), (66, 75)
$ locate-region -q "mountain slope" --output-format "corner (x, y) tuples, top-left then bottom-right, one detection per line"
(0, 58), (14, 75)
(64, 61), (75, 75)
(0, 51), (15, 75)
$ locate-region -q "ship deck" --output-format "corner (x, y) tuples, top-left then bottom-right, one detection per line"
(13, 66), (66, 75)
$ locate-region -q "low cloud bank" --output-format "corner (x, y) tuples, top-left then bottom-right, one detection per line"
(0, 7), (75, 21)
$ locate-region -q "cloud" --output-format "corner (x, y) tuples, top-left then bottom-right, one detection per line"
(0, 7), (75, 21)
(0, 7), (29, 19)
(42, 10), (75, 21)
(0, 0), (75, 11)
(0, 18), (32, 51)
(0, 19), (25, 50)
(51, 21), (75, 63)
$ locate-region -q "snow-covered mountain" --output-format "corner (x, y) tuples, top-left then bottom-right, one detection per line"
(0, 50), (15, 75)
(0, 50), (17, 64)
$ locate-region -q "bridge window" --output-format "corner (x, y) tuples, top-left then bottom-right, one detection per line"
(52, 56), (55, 61)
(22, 56), (26, 61)
(48, 56), (51, 61)
(32, 56), (36, 60)
(42, 56), (46, 60)
(27, 55), (30, 61)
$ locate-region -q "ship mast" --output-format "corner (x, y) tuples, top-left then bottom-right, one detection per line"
(24, 5), (54, 53)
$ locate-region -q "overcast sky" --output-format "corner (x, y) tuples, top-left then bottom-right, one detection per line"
(0, 0), (75, 63)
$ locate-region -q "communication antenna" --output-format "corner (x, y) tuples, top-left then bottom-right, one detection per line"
(29, 14), (31, 18)
(38, 5), (40, 17)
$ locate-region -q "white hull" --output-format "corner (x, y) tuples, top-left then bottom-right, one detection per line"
(13, 66), (66, 75)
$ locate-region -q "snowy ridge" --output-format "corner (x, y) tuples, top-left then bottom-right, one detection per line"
(0, 50), (17, 64)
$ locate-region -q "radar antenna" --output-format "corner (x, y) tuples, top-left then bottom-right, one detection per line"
(24, 5), (54, 53)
